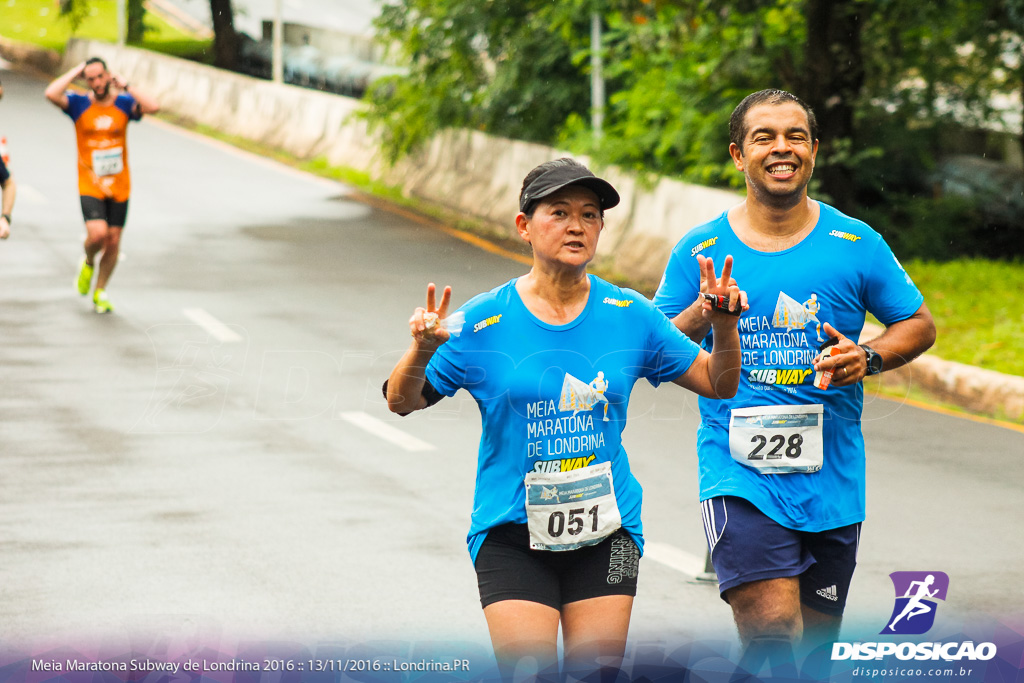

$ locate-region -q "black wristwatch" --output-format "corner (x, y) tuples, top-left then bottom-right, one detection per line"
(1, 214), (10, 225)
(861, 345), (883, 375)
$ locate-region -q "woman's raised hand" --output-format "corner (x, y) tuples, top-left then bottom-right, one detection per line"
(409, 282), (452, 348)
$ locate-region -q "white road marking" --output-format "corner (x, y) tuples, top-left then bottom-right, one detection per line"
(339, 411), (436, 452)
(182, 308), (243, 343)
(644, 542), (707, 578)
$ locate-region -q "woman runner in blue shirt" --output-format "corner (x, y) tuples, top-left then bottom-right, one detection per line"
(387, 158), (745, 680)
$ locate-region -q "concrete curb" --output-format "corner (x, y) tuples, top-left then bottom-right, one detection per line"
(3, 38), (1022, 427)
(862, 323), (1024, 422)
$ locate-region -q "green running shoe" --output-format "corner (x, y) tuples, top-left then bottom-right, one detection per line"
(93, 288), (113, 314)
(76, 259), (94, 295)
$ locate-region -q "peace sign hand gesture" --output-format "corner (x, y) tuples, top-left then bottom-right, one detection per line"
(409, 283), (452, 350)
(698, 254), (747, 323)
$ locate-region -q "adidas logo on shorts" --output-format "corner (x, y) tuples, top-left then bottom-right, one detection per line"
(816, 584), (839, 602)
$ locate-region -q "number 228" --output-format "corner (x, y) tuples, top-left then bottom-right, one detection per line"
(747, 434), (803, 460)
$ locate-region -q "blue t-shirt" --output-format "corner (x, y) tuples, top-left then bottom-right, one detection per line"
(426, 275), (702, 561)
(0, 156), (9, 184)
(653, 202), (924, 531)
(64, 92), (141, 122)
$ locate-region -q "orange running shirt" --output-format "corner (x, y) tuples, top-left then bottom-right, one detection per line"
(64, 92), (142, 202)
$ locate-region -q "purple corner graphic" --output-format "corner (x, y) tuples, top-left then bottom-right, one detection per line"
(881, 571), (950, 635)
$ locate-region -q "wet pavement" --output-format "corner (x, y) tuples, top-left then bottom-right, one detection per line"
(1, 65), (1022, 659)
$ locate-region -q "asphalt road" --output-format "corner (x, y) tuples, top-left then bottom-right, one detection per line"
(1, 64), (1022, 666)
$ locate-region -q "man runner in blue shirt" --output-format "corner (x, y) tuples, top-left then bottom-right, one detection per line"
(654, 89), (936, 662)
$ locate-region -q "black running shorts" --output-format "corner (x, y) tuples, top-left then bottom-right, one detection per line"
(474, 523), (640, 609)
(80, 196), (129, 227)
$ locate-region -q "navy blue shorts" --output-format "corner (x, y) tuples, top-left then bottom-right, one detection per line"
(701, 496), (861, 616)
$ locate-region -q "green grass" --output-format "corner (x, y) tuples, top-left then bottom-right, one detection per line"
(903, 259), (1024, 377)
(2, 0), (212, 60)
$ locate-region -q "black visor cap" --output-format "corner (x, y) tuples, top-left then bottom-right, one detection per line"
(520, 166), (620, 214)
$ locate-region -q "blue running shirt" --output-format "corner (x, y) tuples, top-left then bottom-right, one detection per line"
(654, 203), (924, 531)
(426, 275), (701, 561)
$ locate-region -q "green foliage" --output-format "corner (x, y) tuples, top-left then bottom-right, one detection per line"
(363, 0), (595, 163)
(904, 259), (1024, 376)
(566, 1), (808, 185)
(366, 0), (1022, 258)
(860, 196), (981, 262)
(59, 0), (92, 34)
(127, 0), (147, 42)
(11, 0), (205, 55)
(58, 0), (148, 42)
(860, 1), (1019, 131)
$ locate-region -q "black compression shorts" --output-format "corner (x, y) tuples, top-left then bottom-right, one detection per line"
(80, 196), (129, 227)
(474, 523), (640, 609)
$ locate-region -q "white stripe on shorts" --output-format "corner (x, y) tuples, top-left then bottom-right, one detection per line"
(701, 500), (713, 549)
(701, 498), (728, 553)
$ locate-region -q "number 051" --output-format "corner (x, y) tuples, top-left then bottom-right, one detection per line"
(547, 505), (600, 537)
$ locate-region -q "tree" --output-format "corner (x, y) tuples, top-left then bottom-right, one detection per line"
(127, 0), (146, 42)
(995, 0), (1024, 161)
(209, 0), (239, 70)
(364, 0), (597, 163)
(59, 0), (148, 43)
(800, 0), (863, 211)
(366, 0), (1023, 245)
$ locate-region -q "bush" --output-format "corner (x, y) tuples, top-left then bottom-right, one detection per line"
(859, 194), (1022, 262)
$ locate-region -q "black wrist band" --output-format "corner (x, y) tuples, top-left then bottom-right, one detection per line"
(2, 214), (10, 225)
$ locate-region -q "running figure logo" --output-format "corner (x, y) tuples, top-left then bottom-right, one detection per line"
(559, 371), (610, 419)
(589, 371), (610, 422)
(881, 571), (949, 635)
(773, 291), (824, 342)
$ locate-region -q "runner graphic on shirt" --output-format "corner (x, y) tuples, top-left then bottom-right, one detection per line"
(773, 291), (824, 342)
(559, 371), (610, 419)
(589, 372), (611, 422)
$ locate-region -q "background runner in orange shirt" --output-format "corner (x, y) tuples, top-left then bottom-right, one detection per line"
(0, 75), (16, 240)
(45, 58), (159, 313)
